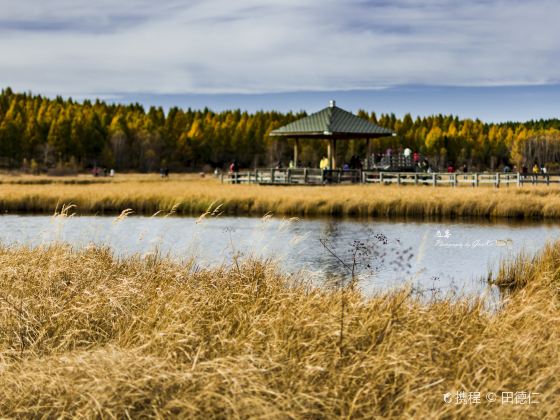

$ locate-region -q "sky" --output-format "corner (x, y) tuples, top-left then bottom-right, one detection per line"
(1, 0), (559, 121)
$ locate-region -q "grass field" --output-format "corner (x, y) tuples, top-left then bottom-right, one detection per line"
(0, 243), (558, 418)
(1, 173), (560, 220)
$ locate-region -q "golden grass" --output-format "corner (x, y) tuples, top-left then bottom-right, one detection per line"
(2, 173), (560, 219)
(492, 240), (560, 291)
(1, 244), (559, 418)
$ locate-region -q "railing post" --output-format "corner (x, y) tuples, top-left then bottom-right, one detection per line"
(475, 173), (479, 187)
(287, 168), (292, 184)
(380, 172), (384, 184)
(397, 173), (401, 185)
(271, 168), (275, 184)
(304, 168), (308, 184)
(221, 172), (224, 184)
(517, 172), (521, 187)
(452, 173), (457, 187)
(547, 174), (550, 186)
(432, 173), (437, 186)
(414, 173), (419, 185)
(495, 173), (500, 188)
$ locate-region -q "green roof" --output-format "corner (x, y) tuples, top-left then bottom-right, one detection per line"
(270, 101), (394, 138)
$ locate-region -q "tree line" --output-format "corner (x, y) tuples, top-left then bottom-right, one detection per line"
(1, 87), (559, 173)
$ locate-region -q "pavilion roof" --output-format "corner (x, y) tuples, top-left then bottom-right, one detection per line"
(270, 101), (394, 138)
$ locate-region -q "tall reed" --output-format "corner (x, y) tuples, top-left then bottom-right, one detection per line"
(1, 243), (559, 418)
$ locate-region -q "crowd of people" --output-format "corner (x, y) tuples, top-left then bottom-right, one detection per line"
(92, 167), (115, 177)
(225, 150), (552, 176)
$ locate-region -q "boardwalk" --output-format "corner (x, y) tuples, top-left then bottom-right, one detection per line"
(222, 169), (558, 187)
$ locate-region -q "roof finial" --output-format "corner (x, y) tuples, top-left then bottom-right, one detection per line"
(329, 100), (336, 108)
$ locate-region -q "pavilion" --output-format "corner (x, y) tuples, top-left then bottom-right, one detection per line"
(269, 100), (394, 169)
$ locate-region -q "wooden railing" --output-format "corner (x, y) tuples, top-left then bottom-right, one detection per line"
(362, 172), (522, 186)
(222, 169), (559, 187)
(221, 168), (361, 185)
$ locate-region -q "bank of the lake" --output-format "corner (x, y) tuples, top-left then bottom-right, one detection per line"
(2, 174), (560, 220)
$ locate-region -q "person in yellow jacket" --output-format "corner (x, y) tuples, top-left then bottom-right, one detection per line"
(319, 157), (330, 183)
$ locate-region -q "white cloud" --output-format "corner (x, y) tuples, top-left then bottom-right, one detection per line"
(0, 0), (559, 95)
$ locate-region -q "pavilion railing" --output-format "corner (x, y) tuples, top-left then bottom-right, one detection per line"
(221, 169), (559, 187)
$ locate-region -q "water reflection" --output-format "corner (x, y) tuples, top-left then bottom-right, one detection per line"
(1, 214), (559, 298)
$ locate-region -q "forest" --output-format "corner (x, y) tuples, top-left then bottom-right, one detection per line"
(1, 87), (560, 173)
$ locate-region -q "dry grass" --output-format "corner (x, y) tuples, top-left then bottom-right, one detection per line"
(2, 173), (560, 220)
(0, 243), (559, 418)
(492, 240), (560, 291)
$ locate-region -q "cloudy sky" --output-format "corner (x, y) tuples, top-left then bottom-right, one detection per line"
(1, 0), (559, 121)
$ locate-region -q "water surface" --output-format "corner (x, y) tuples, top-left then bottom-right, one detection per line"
(1, 215), (558, 297)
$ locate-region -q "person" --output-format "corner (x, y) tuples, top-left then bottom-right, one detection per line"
(229, 160), (239, 173)
(288, 160), (294, 168)
(533, 163), (540, 174)
(319, 156), (330, 183)
(109, 168), (115, 177)
(403, 147), (411, 157)
(350, 155), (362, 170)
(275, 160), (283, 169)
(164, 167), (169, 178)
(160, 167), (165, 178)
(413, 152), (420, 163)
(229, 160), (240, 183)
(462, 163), (468, 173)
(503, 165), (511, 173)
(343, 163), (350, 171)
(522, 165), (528, 175)
(542, 165), (547, 174)
(354, 156), (363, 170)
(447, 163), (455, 173)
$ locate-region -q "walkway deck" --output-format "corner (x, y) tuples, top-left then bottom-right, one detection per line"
(221, 168), (557, 187)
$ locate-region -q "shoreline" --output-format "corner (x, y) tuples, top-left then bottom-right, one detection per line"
(2, 174), (560, 220)
(4, 210), (560, 228)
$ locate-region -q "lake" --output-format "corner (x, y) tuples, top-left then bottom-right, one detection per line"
(1, 214), (559, 297)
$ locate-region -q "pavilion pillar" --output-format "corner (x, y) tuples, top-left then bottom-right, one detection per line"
(366, 138), (371, 169)
(329, 138), (337, 169)
(293, 138), (299, 168)
(327, 139), (332, 169)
